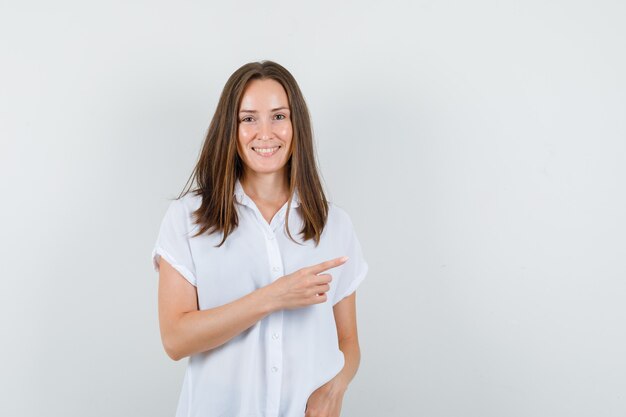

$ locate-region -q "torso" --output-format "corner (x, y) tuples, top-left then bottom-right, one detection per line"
(157, 189), (368, 417)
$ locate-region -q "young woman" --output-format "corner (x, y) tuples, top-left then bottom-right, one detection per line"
(151, 61), (368, 417)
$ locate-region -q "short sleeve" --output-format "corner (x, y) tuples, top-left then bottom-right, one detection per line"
(332, 217), (369, 306)
(151, 198), (197, 286)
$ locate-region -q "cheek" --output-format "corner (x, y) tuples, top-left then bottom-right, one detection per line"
(279, 124), (293, 142)
(238, 127), (253, 143)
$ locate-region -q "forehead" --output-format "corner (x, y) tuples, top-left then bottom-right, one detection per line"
(239, 78), (289, 110)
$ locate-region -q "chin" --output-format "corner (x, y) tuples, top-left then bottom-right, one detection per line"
(246, 162), (289, 175)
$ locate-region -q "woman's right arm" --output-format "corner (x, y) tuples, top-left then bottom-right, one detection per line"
(157, 256), (346, 361)
(157, 257), (278, 361)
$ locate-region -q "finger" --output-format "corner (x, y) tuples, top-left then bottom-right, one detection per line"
(313, 292), (328, 302)
(313, 281), (330, 294)
(314, 283), (331, 294)
(313, 273), (332, 284)
(308, 256), (349, 275)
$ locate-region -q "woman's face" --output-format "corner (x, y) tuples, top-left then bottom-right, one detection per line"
(237, 78), (293, 177)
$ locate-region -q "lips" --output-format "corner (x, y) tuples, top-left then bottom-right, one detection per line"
(252, 145), (281, 157)
(252, 146), (281, 150)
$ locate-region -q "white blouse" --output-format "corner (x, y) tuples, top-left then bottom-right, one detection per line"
(151, 178), (368, 417)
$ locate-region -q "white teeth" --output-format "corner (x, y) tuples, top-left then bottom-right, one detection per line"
(253, 146), (279, 154)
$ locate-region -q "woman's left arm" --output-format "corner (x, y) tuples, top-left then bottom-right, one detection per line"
(305, 292), (361, 417)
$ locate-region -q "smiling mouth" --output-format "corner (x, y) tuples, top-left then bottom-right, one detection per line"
(252, 146), (281, 156)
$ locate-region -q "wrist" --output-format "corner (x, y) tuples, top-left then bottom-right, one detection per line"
(331, 372), (350, 393)
(256, 285), (279, 315)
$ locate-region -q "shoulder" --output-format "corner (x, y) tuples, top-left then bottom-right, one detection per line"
(162, 192), (203, 230)
(326, 201), (356, 235)
(169, 192), (202, 214)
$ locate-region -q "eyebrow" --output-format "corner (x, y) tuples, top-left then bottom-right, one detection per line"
(239, 107), (290, 113)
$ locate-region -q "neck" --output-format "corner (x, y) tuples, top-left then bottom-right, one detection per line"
(240, 169), (289, 204)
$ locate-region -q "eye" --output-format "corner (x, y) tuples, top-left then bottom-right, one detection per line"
(240, 116), (254, 123)
(274, 114), (286, 120)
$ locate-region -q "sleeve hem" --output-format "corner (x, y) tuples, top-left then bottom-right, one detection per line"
(332, 262), (368, 306)
(151, 246), (198, 287)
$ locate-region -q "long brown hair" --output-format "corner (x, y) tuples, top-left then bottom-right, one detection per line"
(176, 60), (329, 248)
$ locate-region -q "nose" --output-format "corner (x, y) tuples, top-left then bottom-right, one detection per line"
(258, 118), (272, 140)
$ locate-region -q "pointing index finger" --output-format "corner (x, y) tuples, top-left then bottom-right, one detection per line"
(309, 256), (349, 275)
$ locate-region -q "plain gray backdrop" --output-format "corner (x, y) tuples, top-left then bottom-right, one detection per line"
(1, 1), (625, 416)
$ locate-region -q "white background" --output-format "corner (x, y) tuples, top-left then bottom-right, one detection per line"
(1, 1), (625, 416)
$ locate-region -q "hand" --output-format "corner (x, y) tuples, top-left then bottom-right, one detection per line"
(305, 374), (348, 417)
(268, 256), (349, 311)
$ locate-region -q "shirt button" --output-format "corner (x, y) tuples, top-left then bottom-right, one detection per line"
(272, 266), (279, 272)
(272, 366), (278, 372)
(272, 332), (279, 340)
(268, 234), (275, 240)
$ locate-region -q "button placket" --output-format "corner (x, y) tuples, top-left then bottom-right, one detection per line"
(267, 232), (283, 279)
(266, 310), (284, 415)
(263, 210), (285, 417)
